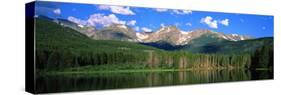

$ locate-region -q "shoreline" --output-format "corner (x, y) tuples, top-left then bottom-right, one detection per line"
(38, 68), (272, 75)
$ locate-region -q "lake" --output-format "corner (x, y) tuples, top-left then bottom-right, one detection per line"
(36, 69), (273, 93)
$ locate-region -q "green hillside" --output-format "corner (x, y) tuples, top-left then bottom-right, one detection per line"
(214, 37), (273, 54)
(36, 19), (162, 53)
(179, 33), (273, 54)
(179, 33), (229, 53)
(36, 18), (162, 70)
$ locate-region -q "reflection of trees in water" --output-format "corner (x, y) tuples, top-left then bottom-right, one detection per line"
(37, 70), (270, 93)
(146, 70), (252, 85)
(177, 70), (251, 84)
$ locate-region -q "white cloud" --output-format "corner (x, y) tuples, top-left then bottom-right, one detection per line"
(98, 5), (135, 15)
(98, 5), (110, 10)
(200, 16), (230, 29)
(141, 27), (152, 32)
(68, 14), (127, 27)
(220, 19), (229, 26)
(53, 8), (61, 15)
(160, 23), (165, 27)
(87, 14), (126, 26)
(155, 9), (192, 15)
(127, 20), (136, 26)
(173, 9), (192, 15)
(67, 16), (87, 25)
(186, 22), (192, 26)
(200, 16), (218, 29)
(36, 6), (61, 16)
(134, 26), (140, 31)
(155, 8), (169, 12)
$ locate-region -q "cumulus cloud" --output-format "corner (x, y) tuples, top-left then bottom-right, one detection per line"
(155, 8), (169, 12)
(160, 23), (165, 27)
(220, 19), (229, 26)
(98, 5), (110, 10)
(127, 20), (136, 26)
(173, 9), (192, 15)
(35, 2), (61, 16)
(134, 26), (140, 31)
(67, 14), (127, 27)
(67, 16), (87, 25)
(155, 9), (192, 15)
(53, 8), (61, 15)
(36, 6), (61, 17)
(141, 27), (152, 32)
(98, 5), (135, 15)
(200, 16), (230, 29)
(200, 16), (218, 29)
(87, 14), (126, 26)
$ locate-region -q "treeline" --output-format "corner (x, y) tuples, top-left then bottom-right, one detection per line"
(36, 48), (253, 70)
(251, 45), (273, 69)
(147, 51), (252, 70)
(36, 44), (273, 71)
(36, 48), (149, 70)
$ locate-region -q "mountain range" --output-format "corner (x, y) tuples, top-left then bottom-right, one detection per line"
(53, 17), (251, 45)
(38, 16), (272, 54)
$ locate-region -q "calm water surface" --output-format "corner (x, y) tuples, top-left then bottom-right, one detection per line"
(36, 69), (273, 93)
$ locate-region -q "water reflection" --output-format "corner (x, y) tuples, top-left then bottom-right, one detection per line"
(36, 69), (272, 93)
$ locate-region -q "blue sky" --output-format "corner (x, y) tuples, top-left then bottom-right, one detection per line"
(35, 1), (273, 38)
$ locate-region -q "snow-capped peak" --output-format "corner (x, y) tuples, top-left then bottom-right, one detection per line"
(232, 34), (239, 36)
(181, 31), (190, 35)
(78, 24), (84, 28)
(156, 27), (165, 33)
(241, 36), (245, 40)
(117, 24), (128, 30)
(156, 26), (179, 33)
(222, 35), (228, 39)
(136, 32), (149, 40)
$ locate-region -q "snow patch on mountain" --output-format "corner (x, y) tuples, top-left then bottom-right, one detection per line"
(181, 31), (190, 35)
(156, 27), (165, 33)
(241, 37), (244, 40)
(232, 34), (238, 36)
(117, 24), (128, 30)
(136, 32), (149, 40)
(55, 18), (251, 45)
(78, 24), (84, 28)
